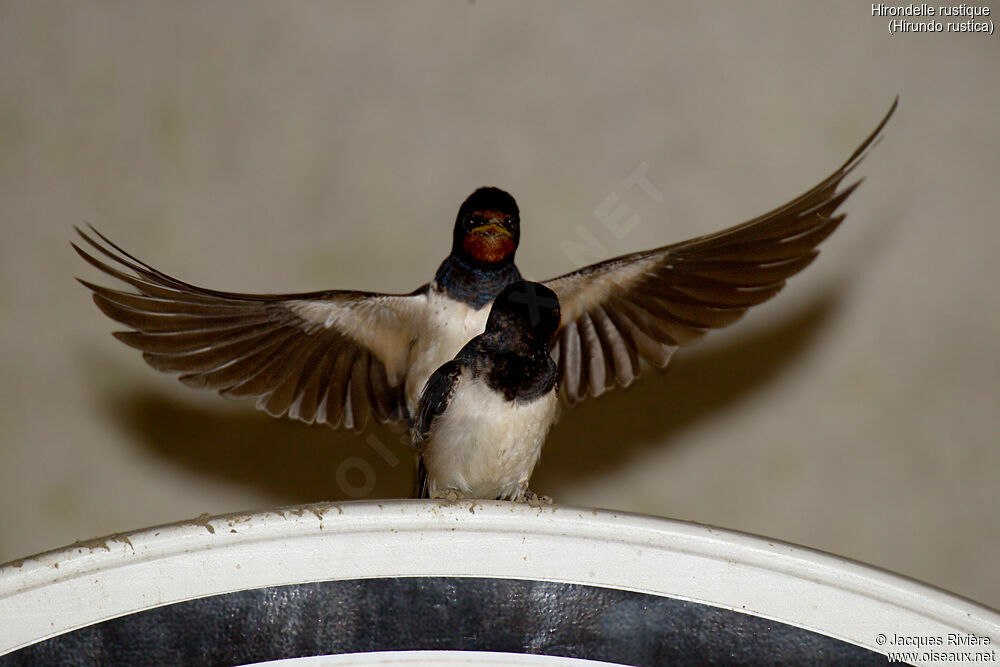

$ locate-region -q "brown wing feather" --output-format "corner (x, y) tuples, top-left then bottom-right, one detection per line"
(545, 99), (896, 404)
(74, 226), (421, 429)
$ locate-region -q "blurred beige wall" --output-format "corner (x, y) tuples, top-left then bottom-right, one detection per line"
(1, 2), (998, 608)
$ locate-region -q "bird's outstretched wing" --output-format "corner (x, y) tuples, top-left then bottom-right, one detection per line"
(543, 99), (897, 405)
(74, 226), (425, 430)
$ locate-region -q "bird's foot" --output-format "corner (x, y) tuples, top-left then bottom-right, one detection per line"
(512, 481), (552, 506)
(524, 490), (553, 507)
(429, 487), (466, 502)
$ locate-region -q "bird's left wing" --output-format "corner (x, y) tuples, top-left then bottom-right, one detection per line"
(74, 226), (425, 430)
(412, 359), (466, 443)
(543, 99), (896, 405)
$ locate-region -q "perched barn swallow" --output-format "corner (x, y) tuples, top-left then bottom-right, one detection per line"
(75, 101), (895, 498)
(413, 281), (560, 501)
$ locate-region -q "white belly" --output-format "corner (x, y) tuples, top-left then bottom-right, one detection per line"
(422, 374), (558, 500)
(404, 289), (492, 416)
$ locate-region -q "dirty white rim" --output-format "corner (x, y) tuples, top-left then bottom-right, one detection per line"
(1, 500), (998, 660)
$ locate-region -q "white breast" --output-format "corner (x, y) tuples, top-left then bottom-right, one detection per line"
(404, 288), (492, 416)
(422, 371), (558, 500)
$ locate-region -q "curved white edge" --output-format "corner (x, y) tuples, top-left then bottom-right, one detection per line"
(254, 651), (622, 665)
(1, 500), (998, 665)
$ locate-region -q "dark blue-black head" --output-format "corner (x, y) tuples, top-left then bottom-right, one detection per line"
(485, 280), (560, 347)
(452, 187), (520, 266)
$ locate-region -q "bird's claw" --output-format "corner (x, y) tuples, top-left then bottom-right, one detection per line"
(513, 481), (552, 506)
(430, 488), (466, 502)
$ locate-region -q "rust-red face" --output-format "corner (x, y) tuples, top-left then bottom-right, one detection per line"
(461, 209), (517, 263)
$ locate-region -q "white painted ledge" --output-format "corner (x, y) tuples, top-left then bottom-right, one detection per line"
(1, 500), (998, 664)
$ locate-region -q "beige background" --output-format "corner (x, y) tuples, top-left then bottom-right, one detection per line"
(2, 2), (998, 608)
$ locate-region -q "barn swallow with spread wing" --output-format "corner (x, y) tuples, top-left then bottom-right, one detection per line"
(75, 100), (896, 499)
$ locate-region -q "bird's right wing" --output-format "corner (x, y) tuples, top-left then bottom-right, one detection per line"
(74, 226), (426, 430)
